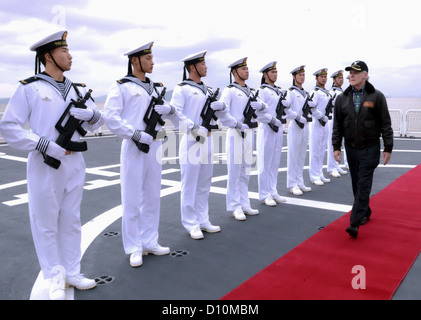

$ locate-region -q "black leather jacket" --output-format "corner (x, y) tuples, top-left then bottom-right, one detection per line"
(332, 81), (393, 153)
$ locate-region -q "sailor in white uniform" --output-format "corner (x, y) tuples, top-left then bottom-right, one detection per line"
(169, 50), (221, 240)
(0, 30), (103, 299)
(219, 58), (260, 221)
(282, 65), (323, 196)
(255, 61), (287, 206)
(103, 42), (174, 267)
(308, 68), (331, 186)
(327, 70), (348, 177)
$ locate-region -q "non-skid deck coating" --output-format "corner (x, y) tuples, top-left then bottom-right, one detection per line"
(0, 132), (420, 300)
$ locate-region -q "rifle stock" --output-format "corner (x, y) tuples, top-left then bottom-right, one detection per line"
(44, 89), (92, 169)
(241, 90), (259, 138)
(318, 93), (336, 127)
(268, 90), (287, 133)
(295, 92), (314, 129)
(136, 87), (167, 153)
(195, 88), (220, 143)
(302, 92), (314, 122)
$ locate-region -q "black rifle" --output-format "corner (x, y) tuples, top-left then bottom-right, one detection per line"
(136, 87), (167, 153)
(295, 92), (314, 129)
(194, 88), (220, 143)
(268, 90), (288, 133)
(241, 90), (259, 138)
(44, 89), (92, 169)
(319, 93), (336, 127)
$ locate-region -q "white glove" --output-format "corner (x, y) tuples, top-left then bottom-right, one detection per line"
(154, 102), (172, 115)
(297, 116), (307, 124)
(236, 123), (249, 132)
(139, 132), (153, 145)
(256, 113), (272, 124)
(321, 115), (329, 123)
(270, 118), (282, 127)
(250, 101), (265, 111)
(215, 109), (228, 117)
(210, 101), (226, 111)
(69, 107), (94, 121)
(132, 130), (153, 145)
(45, 141), (66, 161)
(192, 125), (208, 139)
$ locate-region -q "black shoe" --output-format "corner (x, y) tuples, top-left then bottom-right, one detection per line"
(346, 225), (359, 238)
(359, 216), (370, 225)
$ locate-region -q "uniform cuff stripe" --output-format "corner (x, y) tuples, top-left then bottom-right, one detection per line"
(36, 137), (49, 154)
(132, 130), (142, 142)
(88, 110), (101, 124)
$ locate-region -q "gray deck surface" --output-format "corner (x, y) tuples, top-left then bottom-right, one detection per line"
(1, 132), (420, 301)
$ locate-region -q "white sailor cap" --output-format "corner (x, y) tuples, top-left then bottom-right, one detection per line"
(124, 41), (154, 57)
(228, 57), (248, 69)
(290, 65), (305, 75)
(313, 68), (328, 76)
(181, 50), (207, 65)
(260, 61), (277, 73)
(30, 30), (68, 53)
(330, 70), (344, 78)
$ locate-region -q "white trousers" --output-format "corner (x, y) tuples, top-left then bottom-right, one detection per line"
(327, 118), (348, 172)
(27, 151), (85, 279)
(226, 128), (254, 211)
(179, 133), (213, 232)
(309, 119), (329, 181)
(287, 121), (309, 188)
(257, 123), (283, 201)
(120, 139), (162, 254)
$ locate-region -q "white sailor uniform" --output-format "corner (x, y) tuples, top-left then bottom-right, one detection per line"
(219, 83), (257, 212)
(327, 85), (348, 175)
(308, 85), (331, 184)
(103, 75), (171, 255)
(0, 74), (103, 280)
(256, 83), (285, 202)
(170, 80), (217, 235)
(283, 85), (310, 191)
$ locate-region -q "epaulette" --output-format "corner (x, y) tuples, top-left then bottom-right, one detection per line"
(227, 84), (235, 88)
(19, 76), (41, 85)
(73, 83), (86, 87)
(117, 78), (132, 85)
(154, 82), (164, 87)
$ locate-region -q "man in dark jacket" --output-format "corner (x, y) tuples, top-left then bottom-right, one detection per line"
(332, 60), (393, 238)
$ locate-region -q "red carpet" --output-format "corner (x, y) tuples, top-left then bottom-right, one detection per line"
(222, 164), (421, 300)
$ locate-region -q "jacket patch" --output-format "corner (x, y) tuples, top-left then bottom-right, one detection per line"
(363, 101), (375, 108)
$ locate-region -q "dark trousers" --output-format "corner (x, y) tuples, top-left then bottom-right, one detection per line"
(345, 143), (380, 227)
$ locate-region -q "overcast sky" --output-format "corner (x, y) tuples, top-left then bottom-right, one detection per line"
(0, 0), (420, 98)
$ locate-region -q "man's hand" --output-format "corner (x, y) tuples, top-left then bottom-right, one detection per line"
(69, 107), (94, 121)
(383, 152), (391, 165)
(334, 150), (341, 163)
(154, 101), (172, 115)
